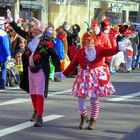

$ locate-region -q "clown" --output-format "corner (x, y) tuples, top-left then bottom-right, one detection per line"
(7, 9), (61, 127)
(91, 19), (112, 66)
(55, 32), (126, 130)
(117, 25), (134, 72)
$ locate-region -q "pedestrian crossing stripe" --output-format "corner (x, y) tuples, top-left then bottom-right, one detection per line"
(0, 115), (64, 137)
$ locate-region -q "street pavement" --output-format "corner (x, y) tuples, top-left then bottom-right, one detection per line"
(0, 71), (140, 140)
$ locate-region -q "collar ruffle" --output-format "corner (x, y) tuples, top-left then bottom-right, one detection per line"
(85, 46), (96, 61)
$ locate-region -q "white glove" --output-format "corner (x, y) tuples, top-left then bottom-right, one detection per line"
(55, 72), (66, 80)
(118, 41), (126, 51)
(6, 9), (13, 23)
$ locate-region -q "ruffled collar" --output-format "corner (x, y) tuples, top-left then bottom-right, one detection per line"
(85, 46), (96, 61)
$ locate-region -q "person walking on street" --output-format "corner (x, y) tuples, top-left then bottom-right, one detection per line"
(55, 32), (126, 130)
(0, 17), (11, 89)
(7, 9), (61, 127)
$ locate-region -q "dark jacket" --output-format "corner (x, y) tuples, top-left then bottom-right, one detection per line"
(10, 21), (61, 95)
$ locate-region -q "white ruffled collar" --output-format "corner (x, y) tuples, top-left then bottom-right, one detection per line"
(85, 46), (96, 61)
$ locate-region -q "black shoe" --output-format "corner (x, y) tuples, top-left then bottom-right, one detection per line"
(79, 115), (89, 129)
(34, 116), (43, 127)
(88, 118), (96, 130)
(30, 112), (38, 122)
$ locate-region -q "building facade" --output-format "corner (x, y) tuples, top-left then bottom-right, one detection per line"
(0, 0), (139, 35)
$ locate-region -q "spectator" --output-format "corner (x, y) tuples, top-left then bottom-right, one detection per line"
(0, 17), (11, 89)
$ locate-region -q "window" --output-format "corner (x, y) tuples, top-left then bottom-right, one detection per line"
(51, 0), (65, 4)
(70, 0), (87, 5)
(51, 0), (87, 5)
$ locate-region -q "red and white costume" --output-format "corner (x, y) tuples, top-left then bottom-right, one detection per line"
(63, 44), (119, 98)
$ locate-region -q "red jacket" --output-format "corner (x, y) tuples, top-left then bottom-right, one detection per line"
(63, 44), (118, 77)
(96, 32), (112, 63)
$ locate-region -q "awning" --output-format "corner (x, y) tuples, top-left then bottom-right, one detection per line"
(21, 4), (42, 9)
(0, 2), (15, 7)
(20, 0), (43, 9)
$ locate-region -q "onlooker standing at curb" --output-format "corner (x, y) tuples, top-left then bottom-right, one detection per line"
(0, 17), (11, 89)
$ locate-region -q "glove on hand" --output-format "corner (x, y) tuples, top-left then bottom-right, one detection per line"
(55, 72), (66, 80)
(118, 41), (126, 51)
(7, 9), (13, 23)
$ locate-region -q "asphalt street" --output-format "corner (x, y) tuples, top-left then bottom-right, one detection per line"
(0, 71), (140, 140)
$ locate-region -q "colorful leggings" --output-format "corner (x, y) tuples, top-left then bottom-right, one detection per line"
(77, 97), (100, 120)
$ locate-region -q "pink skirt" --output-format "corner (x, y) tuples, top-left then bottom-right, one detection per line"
(29, 68), (45, 95)
(72, 66), (115, 98)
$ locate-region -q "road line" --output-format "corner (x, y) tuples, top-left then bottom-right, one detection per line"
(0, 89), (71, 106)
(0, 114), (64, 137)
(107, 91), (140, 101)
(48, 89), (71, 96)
(0, 98), (30, 106)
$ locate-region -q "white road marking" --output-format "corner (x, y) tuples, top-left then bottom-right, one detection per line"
(0, 114), (64, 137)
(0, 89), (71, 106)
(107, 91), (140, 101)
(48, 89), (71, 96)
(1, 87), (140, 104)
(0, 98), (31, 106)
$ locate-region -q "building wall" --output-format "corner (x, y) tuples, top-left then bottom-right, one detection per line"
(0, 0), (139, 35)
(50, 4), (88, 36)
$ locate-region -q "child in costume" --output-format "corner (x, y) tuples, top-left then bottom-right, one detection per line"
(55, 33), (126, 130)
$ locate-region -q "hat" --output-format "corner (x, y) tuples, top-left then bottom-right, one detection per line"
(122, 29), (133, 36)
(72, 24), (81, 32)
(31, 17), (46, 33)
(101, 17), (110, 31)
(0, 17), (6, 25)
(17, 17), (26, 24)
(103, 17), (110, 25)
(118, 25), (128, 33)
(91, 19), (100, 28)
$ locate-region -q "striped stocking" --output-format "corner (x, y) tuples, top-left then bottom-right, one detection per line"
(77, 97), (88, 116)
(90, 97), (100, 120)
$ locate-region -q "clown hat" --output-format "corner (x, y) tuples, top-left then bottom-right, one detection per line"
(17, 17), (26, 24)
(122, 29), (133, 36)
(91, 19), (100, 28)
(100, 17), (110, 31)
(118, 24), (128, 33)
(31, 17), (46, 33)
(103, 17), (110, 25)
